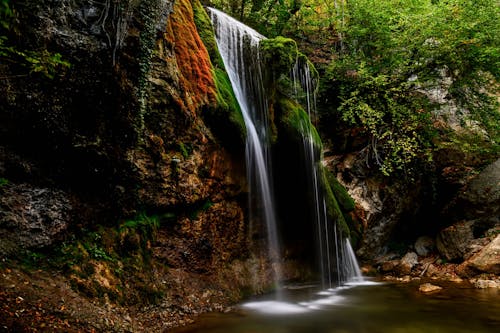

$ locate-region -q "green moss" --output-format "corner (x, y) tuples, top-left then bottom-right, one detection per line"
(277, 96), (322, 151)
(192, 0), (225, 69)
(323, 168), (355, 212)
(321, 166), (350, 237)
(191, 0), (246, 147)
(260, 36), (298, 76)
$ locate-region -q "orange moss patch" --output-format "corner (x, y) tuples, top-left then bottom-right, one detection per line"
(164, 0), (217, 115)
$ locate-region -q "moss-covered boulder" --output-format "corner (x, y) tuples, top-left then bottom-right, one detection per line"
(275, 96), (322, 152)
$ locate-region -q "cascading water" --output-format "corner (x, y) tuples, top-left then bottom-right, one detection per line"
(208, 6), (363, 294)
(208, 8), (282, 291)
(291, 58), (364, 288)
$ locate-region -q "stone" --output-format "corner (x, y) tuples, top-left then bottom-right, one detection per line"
(0, 183), (71, 254)
(470, 279), (500, 289)
(443, 158), (500, 222)
(436, 221), (474, 261)
(380, 260), (399, 273)
(419, 283), (442, 293)
(395, 252), (418, 275)
(415, 236), (435, 256)
(463, 235), (500, 275)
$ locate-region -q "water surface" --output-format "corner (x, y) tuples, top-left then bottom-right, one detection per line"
(172, 280), (500, 333)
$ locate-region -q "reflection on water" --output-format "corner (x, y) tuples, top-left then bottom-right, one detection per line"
(171, 280), (500, 333)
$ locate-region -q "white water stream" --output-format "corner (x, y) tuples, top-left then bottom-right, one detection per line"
(208, 7), (363, 299)
(208, 7), (282, 291)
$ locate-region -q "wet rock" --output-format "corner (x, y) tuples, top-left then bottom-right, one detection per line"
(0, 183), (71, 254)
(436, 221), (474, 261)
(415, 236), (435, 256)
(470, 278), (500, 289)
(380, 260), (400, 273)
(419, 283), (442, 293)
(396, 252), (418, 275)
(459, 235), (500, 275)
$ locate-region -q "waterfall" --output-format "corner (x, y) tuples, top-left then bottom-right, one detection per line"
(208, 8), (282, 291)
(208, 7), (362, 292)
(291, 57), (363, 287)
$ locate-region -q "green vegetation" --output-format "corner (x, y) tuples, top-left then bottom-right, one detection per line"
(193, 0), (246, 145)
(277, 96), (322, 151)
(15, 212), (167, 304)
(0, 0), (70, 79)
(0, 177), (8, 187)
(209, 0), (499, 176)
(321, 0), (499, 176)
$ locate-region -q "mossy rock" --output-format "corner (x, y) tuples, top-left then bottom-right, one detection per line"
(192, 0), (225, 70)
(259, 36), (299, 77)
(321, 166), (350, 238)
(323, 167), (355, 212)
(191, 0), (246, 148)
(276, 96), (322, 152)
(259, 37), (319, 98)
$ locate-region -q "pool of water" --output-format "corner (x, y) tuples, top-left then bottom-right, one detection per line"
(171, 279), (500, 333)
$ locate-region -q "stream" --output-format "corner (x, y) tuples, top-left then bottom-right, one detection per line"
(171, 280), (500, 333)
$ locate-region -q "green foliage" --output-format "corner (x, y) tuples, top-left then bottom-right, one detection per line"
(194, 1), (246, 145)
(212, 0), (499, 176)
(0, 0), (71, 79)
(194, 0), (225, 69)
(120, 213), (160, 240)
(213, 68), (246, 138)
(327, 60), (435, 176)
(178, 142), (193, 159)
(0, 0), (13, 29)
(320, 0), (499, 176)
(0, 177), (8, 187)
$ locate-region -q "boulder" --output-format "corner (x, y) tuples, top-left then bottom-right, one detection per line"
(395, 252), (418, 275)
(436, 221), (474, 261)
(461, 235), (500, 275)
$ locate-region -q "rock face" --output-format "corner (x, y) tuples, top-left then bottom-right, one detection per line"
(325, 153), (425, 260)
(0, 184), (71, 254)
(0, 4), (318, 331)
(443, 158), (500, 222)
(436, 221), (475, 261)
(0, 0), (259, 313)
(0, 0), (247, 255)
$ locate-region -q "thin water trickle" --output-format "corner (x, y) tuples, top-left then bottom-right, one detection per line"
(208, 8), (282, 293)
(291, 57), (363, 287)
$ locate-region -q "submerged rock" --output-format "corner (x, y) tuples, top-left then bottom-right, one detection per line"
(419, 283), (442, 293)
(470, 278), (500, 289)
